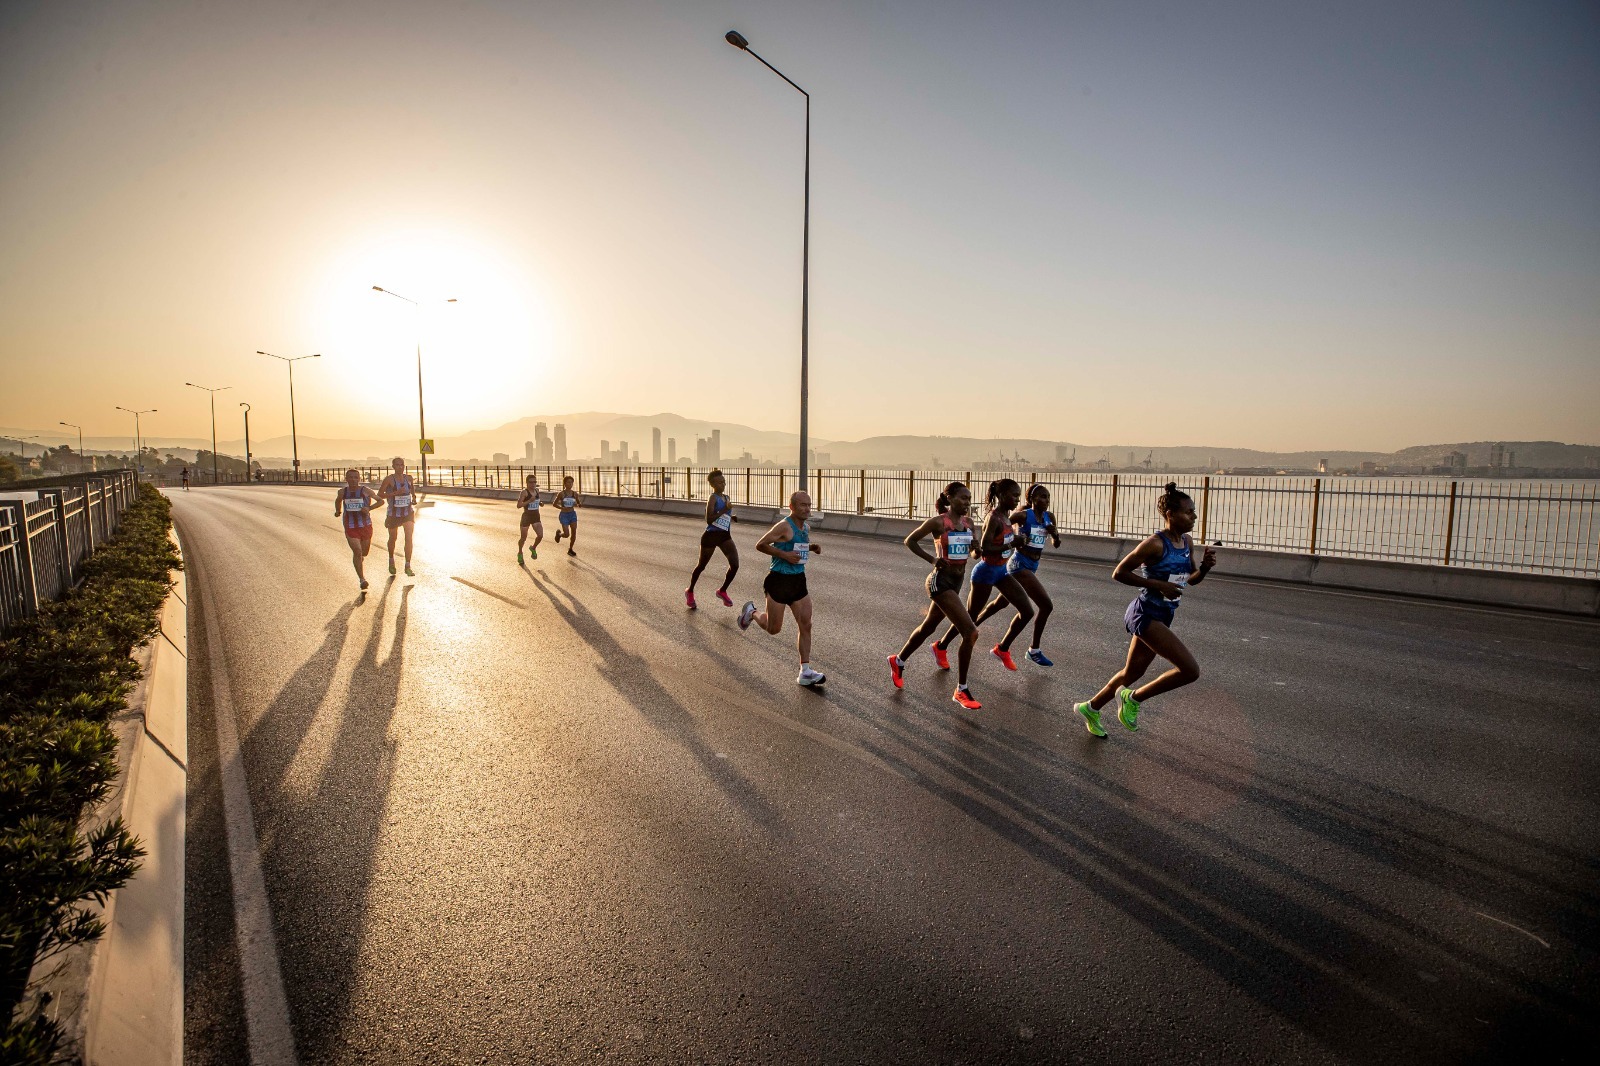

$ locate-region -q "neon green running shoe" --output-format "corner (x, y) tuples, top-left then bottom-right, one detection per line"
(517, 550), (524, 565)
(1115, 687), (1140, 731)
(388, 560), (397, 576)
(530, 547), (537, 560)
(404, 564), (415, 577)
(1075, 701), (1107, 737)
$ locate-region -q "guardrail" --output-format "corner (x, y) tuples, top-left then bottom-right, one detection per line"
(0, 470), (138, 632)
(199, 465), (1597, 578)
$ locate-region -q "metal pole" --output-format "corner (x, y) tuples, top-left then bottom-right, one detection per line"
(1109, 474), (1119, 535)
(417, 336), (428, 486)
(210, 391), (219, 485)
(240, 403), (252, 478)
(289, 360), (300, 480)
(1199, 475), (1211, 544)
(799, 89), (810, 493)
(1443, 481), (1458, 565)
(1308, 477), (1322, 555)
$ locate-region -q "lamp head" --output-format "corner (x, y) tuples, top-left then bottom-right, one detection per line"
(372, 285), (384, 292)
(725, 30), (749, 49)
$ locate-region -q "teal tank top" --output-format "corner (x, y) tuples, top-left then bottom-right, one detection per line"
(770, 516), (810, 574)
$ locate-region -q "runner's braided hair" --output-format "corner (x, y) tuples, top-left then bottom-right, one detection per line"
(935, 481), (968, 514)
(707, 468), (723, 483)
(1157, 481), (1193, 516)
(985, 478), (1021, 512)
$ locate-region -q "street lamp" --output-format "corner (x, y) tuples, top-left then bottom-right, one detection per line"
(372, 286), (457, 486)
(115, 406), (156, 475)
(724, 28), (813, 493)
(239, 402), (253, 480)
(184, 383), (231, 485)
(256, 351), (320, 481)
(59, 421), (84, 472)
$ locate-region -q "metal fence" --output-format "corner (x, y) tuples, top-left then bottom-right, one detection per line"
(0, 470), (138, 633)
(237, 465), (1599, 578)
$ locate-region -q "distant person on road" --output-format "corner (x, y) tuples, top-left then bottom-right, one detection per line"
(888, 482), (983, 710)
(932, 478), (1034, 674)
(970, 483), (1061, 666)
(1073, 482), (1217, 737)
(738, 491), (825, 687)
(335, 468), (378, 590)
(553, 475), (581, 556)
(180, 466), (190, 490)
(377, 456), (417, 577)
(516, 473), (544, 564)
(686, 468), (739, 609)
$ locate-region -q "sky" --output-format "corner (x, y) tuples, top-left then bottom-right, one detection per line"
(1, 0), (1597, 452)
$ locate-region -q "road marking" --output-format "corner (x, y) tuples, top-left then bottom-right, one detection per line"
(1471, 910), (1551, 948)
(190, 547), (300, 1065)
(450, 575), (525, 608)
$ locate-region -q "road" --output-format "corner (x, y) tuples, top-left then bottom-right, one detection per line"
(171, 484), (1600, 1064)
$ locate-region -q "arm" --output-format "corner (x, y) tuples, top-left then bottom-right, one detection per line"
(756, 520), (801, 565)
(1046, 514), (1061, 548)
(978, 512), (1006, 555)
(1187, 537), (1218, 585)
(376, 476), (393, 501)
(516, 490), (528, 507)
(703, 495), (717, 525)
(1113, 536), (1180, 597)
(903, 516), (943, 566)
(334, 491), (343, 516)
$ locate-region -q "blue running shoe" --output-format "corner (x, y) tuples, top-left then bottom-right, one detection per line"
(1026, 648), (1054, 667)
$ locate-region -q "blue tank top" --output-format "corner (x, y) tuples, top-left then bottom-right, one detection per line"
(1018, 508), (1053, 553)
(1141, 531), (1193, 605)
(770, 516), (809, 574)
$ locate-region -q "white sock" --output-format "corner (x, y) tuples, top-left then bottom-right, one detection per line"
(1030, 646), (1040, 653)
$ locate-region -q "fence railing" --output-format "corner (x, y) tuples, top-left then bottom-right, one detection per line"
(0, 470), (138, 633)
(212, 465), (1598, 579)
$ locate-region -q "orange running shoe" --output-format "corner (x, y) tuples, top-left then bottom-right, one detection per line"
(932, 644), (950, 671)
(888, 655), (905, 689)
(992, 645), (1018, 671)
(952, 687), (982, 711)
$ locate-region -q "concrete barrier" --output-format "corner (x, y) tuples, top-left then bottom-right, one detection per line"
(25, 532), (186, 1065)
(275, 482), (1600, 617)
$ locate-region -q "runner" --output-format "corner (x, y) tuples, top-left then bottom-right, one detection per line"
(552, 475), (580, 556)
(970, 483), (1061, 666)
(886, 481), (985, 710)
(931, 478), (1034, 673)
(686, 468), (738, 609)
(1073, 482), (1217, 737)
(334, 468), (378, 589)
(376, 456), (418, 577)
(516, 473), (544, 565)
(180, 466), (190, 491)
(737, 491), (826, 687)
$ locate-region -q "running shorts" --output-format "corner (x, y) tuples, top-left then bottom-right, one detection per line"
(925, 567), (964, 599)
(763, 571), (809, 606)
(701, 528), (733, 549)
(970, 560), (1010, 586)
(385, 510), (415, 529)
(346, 525), (373, 542)
(559, 511), (578, 526)
(520, 510), (543, 527)
(1007, 552), (1040, 574)
(1124, 595), (1177, 637)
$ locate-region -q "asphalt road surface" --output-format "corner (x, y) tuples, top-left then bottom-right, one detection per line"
(172, 484), (1600, 1064)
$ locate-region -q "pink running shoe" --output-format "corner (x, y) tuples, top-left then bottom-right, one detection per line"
(715, 589), (733, 607)
(685, 589), (697, 610)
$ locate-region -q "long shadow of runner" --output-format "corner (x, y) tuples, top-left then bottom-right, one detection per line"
(264, 583), (411, 1062)
(525, 570), (789, 841)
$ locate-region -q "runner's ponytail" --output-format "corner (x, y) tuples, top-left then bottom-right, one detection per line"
(1157, 481), (1193, 516)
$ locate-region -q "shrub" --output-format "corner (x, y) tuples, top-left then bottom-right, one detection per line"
(0, 485), (178, 1063)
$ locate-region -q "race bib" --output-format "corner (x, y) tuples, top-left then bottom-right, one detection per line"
(713, 513), (732, 531)
(392, 494), (412, 509)
(526, 499), (540, 509)
(1029, 528), (1047, 549)
(562, 496), (576, 507)
(344, 498), (365, 512)
(1167, 572), (1189, 601)
(793, 543), (809, 567)
(945, 532), (972, 560)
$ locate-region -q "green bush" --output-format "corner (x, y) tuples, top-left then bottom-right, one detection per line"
(0, 485), (178, 1063)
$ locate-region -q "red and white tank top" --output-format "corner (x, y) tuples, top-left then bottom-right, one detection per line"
(933, 513), (974, 567)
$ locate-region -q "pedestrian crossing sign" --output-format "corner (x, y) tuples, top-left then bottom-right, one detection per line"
(419, 439), (435, 454)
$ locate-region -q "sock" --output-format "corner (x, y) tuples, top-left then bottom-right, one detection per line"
(957, 683), (969, 692)
(1030, 646), (1040, 653)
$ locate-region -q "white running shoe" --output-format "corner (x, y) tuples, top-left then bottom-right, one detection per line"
(797, 665), (827, 687)
(738, 601), (757, 630)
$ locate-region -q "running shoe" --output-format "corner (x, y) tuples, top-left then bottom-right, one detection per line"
(685, 589), (698, 610)
(1026, 648), (1054, 667)
(1115, 686), (1140, 731)
(567, 549), (576, 557)
(1075, 701), (1106, 737)
(554, 529), (563, 543)
(992, 646), (1018, 671)
(715, 589), (734, 607)
(404, 564), (415, 577)
(952, 687), (982, 711)
(932, 644), (950, 671)
(888, 654), (905, 689)
(738, 601), (757, 630)
(388, 560), (396, 576)
(518, 550), (524, 565)
(530, 548), (537, 560)
(359, 579), (369, 591)
(797, 666), (827, 687)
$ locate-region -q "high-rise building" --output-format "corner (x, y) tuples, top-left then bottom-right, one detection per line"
(534, 422), (551, 463)
(667, 437), (677, 464)
(711, 429), (721, 465)
(492, 452), (510, 464)
(619, 441), (629, 465)
(600, 440), (611, 463)
(652, 427), (662, 464)
(554, 424), (567, 463)
(524, 440), (535, 461)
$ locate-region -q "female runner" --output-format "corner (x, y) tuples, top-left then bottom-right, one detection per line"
(932, 478), (1034, 672)
(686, 468), (739, 609)
(970, 483), (1061, 666)
(553, 475), (581, 556)
(1074, 482), (1217, 736)
(516, 473), (544, 564)
(887, 482), (985, 710)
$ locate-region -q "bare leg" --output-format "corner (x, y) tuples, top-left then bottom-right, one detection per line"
(972, 592), (1011, 626)
(933, 590), (981, 685)
(347, 537), (367, 581)
(1014, 571), (1053, 648)
(755, 597), (787, 634)
(386, 525), (399, 565)
(1129, 622), (1200, 704)
(898, 599), (950, 661)
(566, 522), (578, 553)
(530, 521), (543, 553)
(791, 595), (813, 664)
(936, 583), (993, 652)
(717, 542), (740, 593)
(1089, 637), (1158, 709)
(688, 539), (717, 590)
(402, 521), (415, 564)
(992, 574), (1036, 651)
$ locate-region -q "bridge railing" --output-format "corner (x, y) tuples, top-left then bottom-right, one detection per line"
(0, 470), (138, 633)
(237, 465), (1597, 578)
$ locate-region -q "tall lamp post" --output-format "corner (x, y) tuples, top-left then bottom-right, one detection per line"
(239, 402), (253, 480)
(256, 351), (319, 481)
(115, 406), (156, 476)
(372, 287), (456, 486)
(185, 383), (231, 484)
(59, 421), (84, 472)
(724, 29), (812, 493)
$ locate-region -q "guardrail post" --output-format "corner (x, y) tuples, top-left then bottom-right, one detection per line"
(815, 467), (822, 510)
(1308, 478), (1322, 555)
(50, 495), (72, 590)
(1443, 480), (1458, 565)
(907, 470), (914, 518)
(684, 465), (691, 500)
(1199, 476), (1210, 544)
(778, 468), (784, 504)
(2, 502), (40, 617)
(1109, 475), (1119, 535)
(745, 467), (751, 504)
(858, 469), (865, 515)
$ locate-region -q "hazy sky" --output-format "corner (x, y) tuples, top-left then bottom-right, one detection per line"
(2, 0), (1597, 451)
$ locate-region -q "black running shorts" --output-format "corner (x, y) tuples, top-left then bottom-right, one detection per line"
(763, 571), (809, 606)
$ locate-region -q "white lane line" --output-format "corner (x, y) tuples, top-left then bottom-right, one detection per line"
(1471, 910), (1551, 948)
(190, 545), (300, 1065)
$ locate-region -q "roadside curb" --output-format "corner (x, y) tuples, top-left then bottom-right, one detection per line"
(24, 529), (186, 1065)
